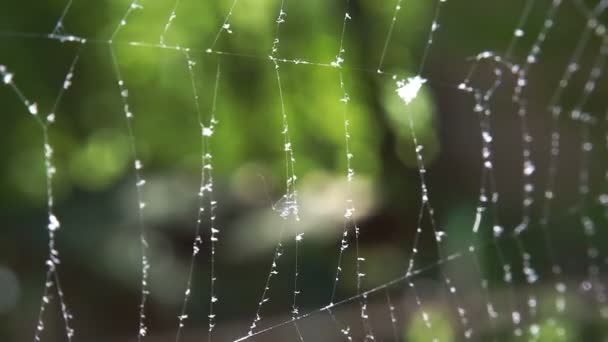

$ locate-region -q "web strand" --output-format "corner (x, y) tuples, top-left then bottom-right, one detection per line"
(160, 0), (181, 46)
(109, 46), (151, 340)
(328, 1), (376, 340)
(233, 0), (303, 337)
(174, 52), (222, 342)
(377, 0), (403, 74)
(1, 46), (81, 342)
(107, 3), (151, 339)
(393, 0), (474, 338)
(51, 0), (74, 35)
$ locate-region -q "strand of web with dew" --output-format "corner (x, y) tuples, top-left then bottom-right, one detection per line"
(326, 306), (355, 341)
(598, 8), (608, 312)
(173, 52), (222, 342)
(160, 0), (182, 47)
(469, 56), (522, 333)
(470, 73), (520, 334)
(377, 0), (404, 74)
(397, 78), (474, 338)
(208, 0), (239, 53)
(26, 3), (82, 340)
(385, 0), (498, 337)
(504, 0), (536, 60)
(269, 2), (304, 339)
(7, 0), (83, 334)
(376, 0), (457, 338)
(394, 0), (477, 339)
(50, 0), (74, 36)
(597, 0), (608, 258)
(459, 48), (525, 339)
(509, 5), (564, 319)
(108, 1), (149, 339)
(203, 63), (221, 342)
(109, 1), (144, 44)
(327, 0), (377, 340)
(158, 11), (206, 341)
(1, 45), (81, 341)
(384, 289), (400, 341)
(603, 96), (608, 294)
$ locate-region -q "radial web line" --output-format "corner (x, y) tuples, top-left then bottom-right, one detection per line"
(469, 84), (519, 334)
(1, 47), (81, 342)
(394, 0), (473, 338)
(327, 0), (375, 339)
(460, 50), (525, 336)
(107, 1), (152, 339)
(174, 52), (222, 342)
(110, 0), (144, 42)
(160, 0), (182, 46)
(205, 61), (222, 342)
(417, 0), (448, 75)
(208, 0), (239, 52)
(327, 308), (354, 341)
(377, 0), (404, 74)
(109, 46), (151, 340)
(463, 0), (536, 82)
(328, 1), (376, 340)
(384, 289), (400, 342)
(51, 0), (74, 35)
(271, 1), (303, 338)
(404, 95), (472, 338)
(242, 0), (303, 338)
(504, 0), (537, 59)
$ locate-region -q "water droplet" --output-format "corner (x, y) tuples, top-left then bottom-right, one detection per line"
(48, 214), (60, 231)
(202, 126), (214, 137)
(28, 103), (38, 115)
(523, 161), (535, 175)
(396, 76), (426, 105)
(3, 73), (13, 84)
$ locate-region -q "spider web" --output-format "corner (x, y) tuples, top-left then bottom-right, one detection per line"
(1, 0), (608, 341)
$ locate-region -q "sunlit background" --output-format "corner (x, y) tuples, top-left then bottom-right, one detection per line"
(2, 0), (608, 341)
